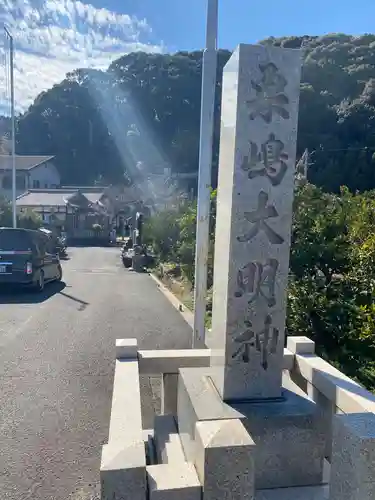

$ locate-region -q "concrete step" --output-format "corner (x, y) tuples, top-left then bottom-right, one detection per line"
(153, 414), (186, 464)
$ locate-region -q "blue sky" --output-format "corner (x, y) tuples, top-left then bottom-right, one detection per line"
(0, 0), (375, 113)
(92, 0), (375, 52)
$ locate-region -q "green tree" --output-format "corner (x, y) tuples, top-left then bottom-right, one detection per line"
(5, 33), (375, 193)
(288, 184), (375, 388)
(147, 183), (375, 390)
(0, 197), (42, 229)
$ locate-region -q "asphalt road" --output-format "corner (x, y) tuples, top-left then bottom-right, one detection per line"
(0, 247), (192, 500)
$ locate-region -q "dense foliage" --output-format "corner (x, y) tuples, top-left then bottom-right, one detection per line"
(0, 197), (42, 229)
(2, 33), (375, 191)
(13, 52), (230, 187)
(144, 189), (216, 285)
(146, 184), (375, 389)
(288, 184), (375, 387)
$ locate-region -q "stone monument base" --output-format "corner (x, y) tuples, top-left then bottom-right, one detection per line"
(177, 367), (326, 490)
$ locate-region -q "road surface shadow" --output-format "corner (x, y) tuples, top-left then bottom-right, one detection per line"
(58, 290), (89, 311)
(0, 281), (66, 304)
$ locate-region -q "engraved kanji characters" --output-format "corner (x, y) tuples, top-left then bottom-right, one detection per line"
(232, 315), (279, 370)
(235, 258), (278, 307)
(246, 62), (289, 123)
(237, 191), (284, 244)
(241, 133), (289, 186)
(231, 60), (292, 370)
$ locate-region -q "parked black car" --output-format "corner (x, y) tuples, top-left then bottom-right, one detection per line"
(0, 227), (63, 292)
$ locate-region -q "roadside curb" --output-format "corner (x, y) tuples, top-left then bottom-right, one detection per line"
(149, 273), (194, 328)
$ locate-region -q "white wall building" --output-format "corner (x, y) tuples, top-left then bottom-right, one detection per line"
(0, 154), (61, 200)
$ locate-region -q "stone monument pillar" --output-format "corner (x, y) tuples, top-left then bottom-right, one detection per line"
(178, 45), (325, 493)
(207, 43), (301, 402)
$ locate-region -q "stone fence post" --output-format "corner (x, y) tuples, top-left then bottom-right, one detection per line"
(330, 412), (375, 500)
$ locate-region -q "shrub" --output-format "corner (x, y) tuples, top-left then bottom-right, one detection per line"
(146, 184), (375, 389)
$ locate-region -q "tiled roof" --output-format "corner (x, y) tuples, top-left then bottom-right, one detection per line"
(0, 155), (55, 171)
(16, 189), (104, 207)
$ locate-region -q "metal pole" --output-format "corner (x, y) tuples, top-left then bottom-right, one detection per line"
(192, 0), (218, 347)
(4, 27), (16, 228)
(304, 148), (309, 179)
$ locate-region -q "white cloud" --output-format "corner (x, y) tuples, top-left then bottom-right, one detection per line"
(0, 0), (163, 114)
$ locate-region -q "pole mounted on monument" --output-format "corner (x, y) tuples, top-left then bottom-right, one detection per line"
(192, 0), (218, 347)
(3, 26), (16, 228)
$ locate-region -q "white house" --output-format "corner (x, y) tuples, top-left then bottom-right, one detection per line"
(0, 154), (61, 200)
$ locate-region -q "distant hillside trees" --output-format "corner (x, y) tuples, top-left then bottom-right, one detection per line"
(3, 33), (375, 192)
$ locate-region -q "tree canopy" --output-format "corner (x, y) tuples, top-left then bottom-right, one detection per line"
(3, 33), (375, 192)
(0, 197), (42, 229)
(145, 183), (375, 390)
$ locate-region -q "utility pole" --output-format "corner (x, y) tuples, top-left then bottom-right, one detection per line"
(4, 26), (16, 228)
(192, 0), (218, 347)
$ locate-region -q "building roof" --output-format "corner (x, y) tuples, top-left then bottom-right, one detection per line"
(62, 184), (144, 205)
(0, 155), (55, 171)
(16, 189), (104, 207)
(61, 185), (108, 193)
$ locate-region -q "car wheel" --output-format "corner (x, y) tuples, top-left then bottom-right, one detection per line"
(56, 264), (63, 281)
(34, 271), (45, 292)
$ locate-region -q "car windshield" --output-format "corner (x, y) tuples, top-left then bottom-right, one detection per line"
(0, 229), (33, 251)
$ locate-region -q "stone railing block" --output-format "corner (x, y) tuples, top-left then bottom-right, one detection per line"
(108, 359), (143, 444)
(294, 354), (375, 414)
(116, 338), (138, 359)
(287, 336), (315, 355)
(195, 419), (256, 500)
(330, 412), (375, 500)
(147, 463), (201, 500)
(100, 442), (146, 500)
(138, 348), (293, 376)
(283, 348), (294, 371)
(138, 349), (211, 374)
(157, 349), (292, 418)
